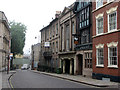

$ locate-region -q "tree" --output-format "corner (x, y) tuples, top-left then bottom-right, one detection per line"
(9, 21), (27, 57)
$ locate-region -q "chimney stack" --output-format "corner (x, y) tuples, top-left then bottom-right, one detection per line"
(55, 11), (61, 18)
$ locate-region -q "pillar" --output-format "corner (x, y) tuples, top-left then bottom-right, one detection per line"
(63, 60), (65, 73)
(74, 55), (77, 75)
(70, 59), (72, 75)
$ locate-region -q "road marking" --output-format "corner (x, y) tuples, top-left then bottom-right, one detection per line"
(9, 74), (14, 89)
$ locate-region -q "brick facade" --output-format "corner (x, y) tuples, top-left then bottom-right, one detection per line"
(92, 1), (120, 82)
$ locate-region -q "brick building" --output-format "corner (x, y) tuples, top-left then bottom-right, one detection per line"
(0, 11), (11, 71)
(92, 1), (120, 82)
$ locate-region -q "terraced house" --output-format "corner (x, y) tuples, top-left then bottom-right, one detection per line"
(0, 11), (11, 71)
(58, 3), (76, 75)
(92, 0), (120, 82)
(73, 1), (92, 77)
(40, 11), (61, 71)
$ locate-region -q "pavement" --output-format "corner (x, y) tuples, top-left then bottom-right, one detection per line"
(30, 70), (119, 88)
(0, 70), (16, 89)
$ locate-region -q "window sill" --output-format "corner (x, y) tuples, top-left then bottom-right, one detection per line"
(96, 33), (104, 37)
(108, 29), (117, 33)
(107, 66), (118, 69)
(93, 29), (119, 38)
(96, 65), (104, 68)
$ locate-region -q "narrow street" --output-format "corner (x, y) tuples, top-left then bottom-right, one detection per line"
(11, 70), (96, 88)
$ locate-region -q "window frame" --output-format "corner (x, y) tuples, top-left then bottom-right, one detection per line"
(108, 11), (117, 32)
(96, 17), (104, 35)
(108, 46), (118, 68)
(96, 48), (104, 67)
(96, 0), (103, 9)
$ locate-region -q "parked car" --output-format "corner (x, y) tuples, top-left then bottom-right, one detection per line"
(21, 64), (29, 70)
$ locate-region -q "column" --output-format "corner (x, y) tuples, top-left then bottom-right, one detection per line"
(63, 60), (65, 73)
(74, 55), (77, 75)
(70, 59), (72, 75)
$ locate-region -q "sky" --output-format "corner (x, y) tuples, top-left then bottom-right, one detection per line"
(0, 0), (75, 55)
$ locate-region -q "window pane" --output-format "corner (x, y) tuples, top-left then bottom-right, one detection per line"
(109, 47), (117, 66)
(97, 48), (104, 65)
(109, 12), (117, 31)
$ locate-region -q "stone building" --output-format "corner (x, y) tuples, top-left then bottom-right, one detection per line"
(92, 1), (120, 82)
(31, 43), (41, 69)
(0, 11), (11, 71)
(40, 11), (61, 70)
(73, 1), (92, 77)
(58, 4), (76, 75)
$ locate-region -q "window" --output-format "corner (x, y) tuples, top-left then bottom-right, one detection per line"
(96, 0), (103, 9)
(53, 42), (54, 53)
(108, 11), (117, 32)
(72, 23), (75, 50)
(81, 30), (89, 44)
(53, 25), (55, 37)
(108, 47), (117, 67)
(66, 25), (70, 51)
(96, 17), (103, 35)
(56, 58), (58, 68)
(79, 7), (89, 29)
(85, 53), (92, 68)
(96, 48), (104, 66)
(61, 27), (64, 51)
(56, 23), (58, 35)
(56, 41), (58, 52)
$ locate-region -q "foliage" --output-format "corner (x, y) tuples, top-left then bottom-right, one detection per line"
(9, 21), (27, 57)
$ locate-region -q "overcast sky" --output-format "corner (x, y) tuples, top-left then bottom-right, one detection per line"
(0, 0), (75, 55)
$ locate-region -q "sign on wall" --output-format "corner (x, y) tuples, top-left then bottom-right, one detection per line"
(44, 42), (50, 47)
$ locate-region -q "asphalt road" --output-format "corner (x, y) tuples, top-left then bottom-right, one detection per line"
(11, 70), (97, 89)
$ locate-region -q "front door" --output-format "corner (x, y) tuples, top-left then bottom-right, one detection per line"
(65, 59), (70, 74)
(78, 54), (83, 75)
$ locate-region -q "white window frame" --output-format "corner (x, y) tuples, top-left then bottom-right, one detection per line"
(108, 11), (117, 32)
(107, 0), (114, 3)
(96, 17), (104, 35)
(108, 46), (118, 68)
(96, 48), (104, 67)
(96, 0), (103, 9)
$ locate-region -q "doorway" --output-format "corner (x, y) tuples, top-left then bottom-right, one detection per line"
(65, 59), (70, 74)
(77, 54), (83, 75)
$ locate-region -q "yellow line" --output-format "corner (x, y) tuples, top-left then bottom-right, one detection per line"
(9, 75), (14, 89)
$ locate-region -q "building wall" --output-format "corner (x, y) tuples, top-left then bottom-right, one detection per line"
(31, 43), (41, 68)
(92, 1), (120, 82)
(93, 32), (119, 76)
(40, 16), (60, 69)
(58, 4), (77, 75)
(0, 11), (10, 71)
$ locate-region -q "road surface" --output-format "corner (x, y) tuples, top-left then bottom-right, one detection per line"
(11, 70), (99, 89)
